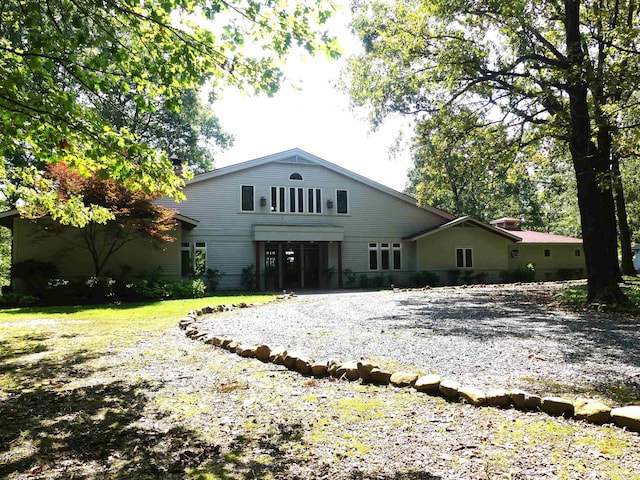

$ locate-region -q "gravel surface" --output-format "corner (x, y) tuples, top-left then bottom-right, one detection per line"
(199, 283), (640, 401)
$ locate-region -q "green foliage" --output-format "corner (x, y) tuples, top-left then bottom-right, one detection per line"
(446, 270), (461, 285)
(343, 268), (357, 288)
(359, 274), (370, 289)
(0, 227), (10, 289)
(205, 268), (224, 292)
(240, 265), (256, 291)
(406, 105), (543, 224)
(409, 270), (439, 287)
(0, 0), (339, 224)
(12, 259), (59, 297)
(345, 0), (640, 302)
(500, 264), (536, 283)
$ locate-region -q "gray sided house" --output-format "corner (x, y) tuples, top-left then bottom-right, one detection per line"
(1, 149), (586, 292)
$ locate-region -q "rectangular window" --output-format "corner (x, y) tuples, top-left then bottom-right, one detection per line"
(241, 185), (254, 211)
(575, 249), (581, 257)
(337, 189), (349, 214)
(288, 187), (304, 213)
(271, 186), (285, 213)
(193, 242), (207, 275)
(181, 242), (191, 276)
(456, 248), (473, 268)
(393, 243), (401, 270)
(307, 188), (322, 214)
(380, 243), (390, 270)
(368, 242), (378, 270)
(544, 249), (551, 257)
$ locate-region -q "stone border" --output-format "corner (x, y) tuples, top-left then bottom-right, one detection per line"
(177, 300), (640, 434)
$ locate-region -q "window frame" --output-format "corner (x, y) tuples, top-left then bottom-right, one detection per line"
(368, 242), (402, 271)
(574, 248), (581, 257)
(240, 184), (255, 212)
(456, 247), (473, 269)
(307, 187), (322, 214)
(271, 186), (286, 213)
(336, 189), (349, 215)
(544, 248), (551, 257)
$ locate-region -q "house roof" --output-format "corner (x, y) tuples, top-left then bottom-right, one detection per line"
(404, 216), (522, 242)
(189, 148), (456, 220)
(509, 230), (582, 244)
(0, 209), (18, 229)
(0, 208), (199, 230)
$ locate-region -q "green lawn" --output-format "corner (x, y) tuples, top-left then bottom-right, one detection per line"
(555, 276), (640, 311)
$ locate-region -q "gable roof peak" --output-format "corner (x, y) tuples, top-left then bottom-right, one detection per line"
(188, 149), (455, 220)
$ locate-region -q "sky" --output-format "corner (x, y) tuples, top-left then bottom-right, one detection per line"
(211, 9), (414, 193)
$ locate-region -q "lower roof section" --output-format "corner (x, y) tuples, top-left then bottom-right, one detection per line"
(253, 224), (344, 242)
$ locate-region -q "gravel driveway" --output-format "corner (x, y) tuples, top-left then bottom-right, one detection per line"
(199, 283), (640, 402)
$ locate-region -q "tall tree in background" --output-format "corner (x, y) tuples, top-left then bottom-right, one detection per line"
(1, 0), (338, 226)
(345, 0), (640, 303)
(405, 105), (543, 225)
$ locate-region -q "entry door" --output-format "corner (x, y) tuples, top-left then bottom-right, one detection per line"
(283, 245), (301, 289)
(304, 244), (320, 288)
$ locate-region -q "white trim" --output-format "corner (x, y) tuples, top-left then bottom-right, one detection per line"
(240, 184), (255, 212)
(336, 188), (349, 215)
(455, 247), (473, 269)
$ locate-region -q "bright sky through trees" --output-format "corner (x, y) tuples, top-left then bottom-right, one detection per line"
(212, 9), (413, 192)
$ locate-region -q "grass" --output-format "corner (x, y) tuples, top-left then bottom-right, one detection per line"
(2, 290), (640, 479)
(555, 276), (640, 311)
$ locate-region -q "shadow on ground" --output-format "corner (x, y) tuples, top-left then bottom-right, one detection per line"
(0, 342), (442, 479)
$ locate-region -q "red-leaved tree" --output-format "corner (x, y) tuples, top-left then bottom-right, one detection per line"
(40, 163), (177, 277)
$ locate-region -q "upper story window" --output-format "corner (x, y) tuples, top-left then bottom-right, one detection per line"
(289, 173), (303, 180)
(270, 185), (323, 214)
(241, 185), (254, 211)
(336, 189), (349, 214)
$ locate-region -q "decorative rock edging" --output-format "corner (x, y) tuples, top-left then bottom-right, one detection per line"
(178, 303), (640, 434)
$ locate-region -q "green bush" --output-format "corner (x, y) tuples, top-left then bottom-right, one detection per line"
(447, 269), (461, 285)
(500, 263), (536, 283)
(343, 268), (357, 288)
(12, 259), (59, 296)
(240, 265), (256, 291)
(409, 270), (439, 287)
(205, 268), (224, 291)
(359, 274), (370, 288)
(0, 292), (39, 307)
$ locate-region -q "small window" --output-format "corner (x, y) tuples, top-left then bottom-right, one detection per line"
(289, 172), (303, 180)
(241, 185), (254, 211)
(544, 249), (551, 257)
(574, 249), (581, 257)
(181, 243), (191, 276)
(511, 249), (520, 258)
(337, 189), (348, 214)
(308, 188), (322, 214)
(456, 248), (473, 268)
(368, 243), (378, 270)
(380, 243), (390, 270)
(193, 242), (207, 275)
(271, 186), (286, 212)
(393, 243), (401, 270)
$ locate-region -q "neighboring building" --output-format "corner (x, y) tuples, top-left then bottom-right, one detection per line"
(0, 149), (586, 291)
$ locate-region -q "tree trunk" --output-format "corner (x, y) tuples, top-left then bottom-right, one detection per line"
(564, 0), (626, 304)
(612, 152), (636, 276)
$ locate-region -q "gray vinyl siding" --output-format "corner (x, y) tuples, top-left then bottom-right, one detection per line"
(159, 159), (448, 288)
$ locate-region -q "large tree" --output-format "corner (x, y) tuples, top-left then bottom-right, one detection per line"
(1, 0), (338, 226)
(345, 0), (640, 303)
